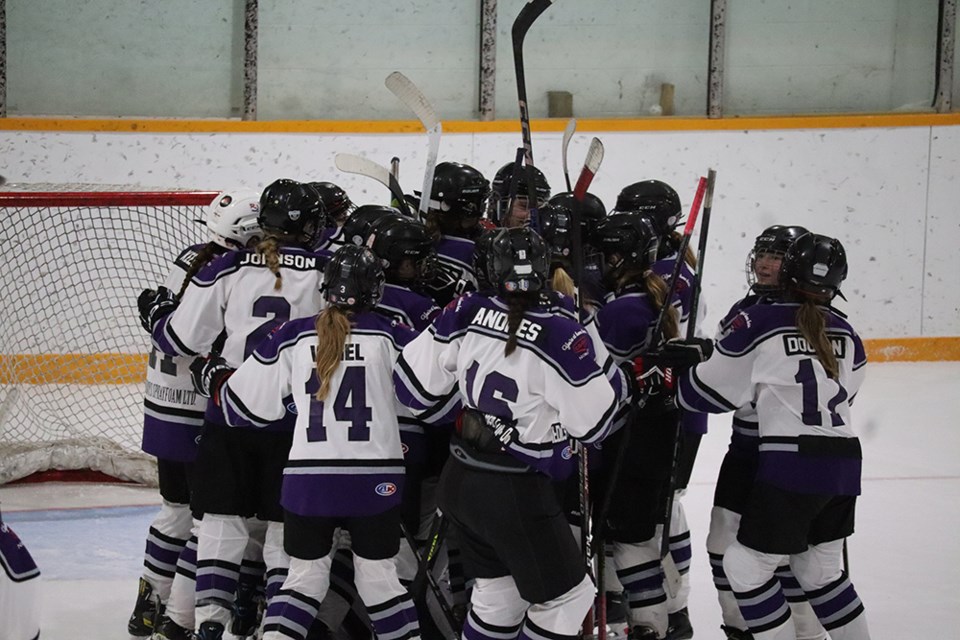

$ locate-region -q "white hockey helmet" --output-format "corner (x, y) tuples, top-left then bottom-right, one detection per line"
(205, 189), (262, 249)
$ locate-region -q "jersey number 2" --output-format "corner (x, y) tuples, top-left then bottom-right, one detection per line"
(244, 296), (292, 358)
(305, 366), (372, 442)
(794, 358), (848, 427)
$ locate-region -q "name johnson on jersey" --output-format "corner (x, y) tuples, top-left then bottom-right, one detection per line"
(240, 252), (318, 269)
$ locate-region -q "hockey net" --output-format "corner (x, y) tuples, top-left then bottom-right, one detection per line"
(0, 184), (217, 485)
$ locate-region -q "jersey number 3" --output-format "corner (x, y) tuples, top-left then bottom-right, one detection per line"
(304, 366), (372, 442)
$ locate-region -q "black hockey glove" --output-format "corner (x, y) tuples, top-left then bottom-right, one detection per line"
(189, 355), (235, 403)
(137, 286), (179, 333)
(645, 337), (714, 370)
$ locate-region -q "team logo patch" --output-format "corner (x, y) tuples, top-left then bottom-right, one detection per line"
(286, 402), (298, 415)
(561, 445), (573, 460)
(401, 443), (410, 454)
(375, 482), (398, 497)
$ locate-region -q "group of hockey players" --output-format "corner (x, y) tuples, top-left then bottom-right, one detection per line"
(122, 154), (871, 640)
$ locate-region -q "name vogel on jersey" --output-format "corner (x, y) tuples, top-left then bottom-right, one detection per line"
(240, 253), (318, 269)
(470, 307), (542, 341)
(782, 334), (847, 358)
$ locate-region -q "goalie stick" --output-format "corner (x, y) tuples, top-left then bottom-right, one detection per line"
(385, 71), (442, 220)
(512, 0), (553, 230)
(561, 118), (577, 192)
(334, 153), (413, 218)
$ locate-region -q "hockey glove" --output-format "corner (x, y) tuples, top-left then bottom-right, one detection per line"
(189, 355), (235, 404)
(645, 337), (714, 370)
(137, 286), (179, 333)
(630, 357), (675, 399)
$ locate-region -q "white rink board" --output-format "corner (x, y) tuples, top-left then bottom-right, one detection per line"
(1, 124), (958, 338)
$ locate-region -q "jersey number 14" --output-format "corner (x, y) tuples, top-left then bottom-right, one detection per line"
(304, 366), (372, 442)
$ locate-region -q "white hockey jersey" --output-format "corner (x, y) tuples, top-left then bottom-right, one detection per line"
(218, 312), (418, 517)
(394, 293), (626, 479)
(679, 301), (867, 495)
(141, 243), (223, 462)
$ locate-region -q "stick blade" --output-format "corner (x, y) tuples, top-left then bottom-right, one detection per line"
(572, 138), (605, 200)
(512, 0), (553, 42)
(334, 153), (391, 188)
(385, 71), (440, 131)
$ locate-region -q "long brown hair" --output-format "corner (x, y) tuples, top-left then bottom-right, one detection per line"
(617, 265), (679, 345)
(795, 295), (839, 379)
(177, 242), (222, 299)
(667, 230), (697, 269)
(313, 306), (353, 401)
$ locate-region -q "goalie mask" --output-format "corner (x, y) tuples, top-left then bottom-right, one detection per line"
(747, 224), (809, 293)
(779, 232), (848, 300)
(489, 161), (551, 226)
(614, 180), (682, 238)
(322, 245), (386, 311)
(204, 189), (263, 250)
(258, 179), (327, 245)
(486, 227), (550, 295)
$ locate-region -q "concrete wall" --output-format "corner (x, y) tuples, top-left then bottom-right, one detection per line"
(2, 122), (958, 340)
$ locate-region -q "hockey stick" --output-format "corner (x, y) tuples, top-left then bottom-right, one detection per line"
(561, 118), (577, 192)
(391, 156), (400, 179)
(400, 521), (459, 639)
(385, 71), (442, 220)
(568, 136), (605, 640)
(684, 168), (716, 341)
(334, 153), (413, 218)
(512, 0), (553, 231)
(505, 146), (526, 224)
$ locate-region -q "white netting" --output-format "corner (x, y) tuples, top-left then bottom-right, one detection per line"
(0, 185), (216, 484)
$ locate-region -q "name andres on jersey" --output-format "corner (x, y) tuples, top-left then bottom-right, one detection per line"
(470, 307), (542, 341)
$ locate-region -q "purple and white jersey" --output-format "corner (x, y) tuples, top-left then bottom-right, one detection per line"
(679, 301), (867, 496)
(152, 246), (328, 369)
(218, 313), (418, 517)
(394, 294), (625, 478)
(596, 283), (663, 362)
(652, 252), (707, 338)
(142, 243), (221, 462)
(314, 225), (345, 254)
(377, 284), (441, 333)
(716, 294), (768, 455)
(435, 235), (476, 289)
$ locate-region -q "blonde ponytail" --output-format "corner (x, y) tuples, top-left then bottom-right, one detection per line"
(643, 270), (679, 342)
(796, 299), (839, 380)
(551, 267), (576, 298)
(313, 307), (352, 401)
(257, 237), (283, 290)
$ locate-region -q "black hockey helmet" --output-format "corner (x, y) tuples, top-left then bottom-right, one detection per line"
(259, 179), (327, 244)
(342, 204), (407, 247)
(779, 232), (848, 300)
(308, 181), (354, 225)
(366, 216), (437, 283)
(747, 225), (809, 292)
(614, 180), (682, 238)
(594, 211), (660, 269)
(322, 244), (386, 310)
(489, 161), (551, 224)
(427, 162), (491, 219)
(538, 202), (574, 268)
(487, 227), (550, 295)
(547, 191), (606, 245)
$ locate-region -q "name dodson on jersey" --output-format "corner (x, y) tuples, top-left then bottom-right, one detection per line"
(782, 334), (847, 358)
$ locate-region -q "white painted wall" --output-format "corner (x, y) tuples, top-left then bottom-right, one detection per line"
(1, 124), (958, 341)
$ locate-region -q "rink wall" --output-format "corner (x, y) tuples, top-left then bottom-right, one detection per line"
(1, 114), (959, 364)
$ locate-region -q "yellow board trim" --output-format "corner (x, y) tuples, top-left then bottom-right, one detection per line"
(2, 113), (960, 135)
(1, 337), (958, 384)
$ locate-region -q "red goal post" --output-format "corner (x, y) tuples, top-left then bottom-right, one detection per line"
(0, 184), (219, 485)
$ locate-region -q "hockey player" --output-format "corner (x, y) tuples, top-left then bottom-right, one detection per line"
(679, 233), (870, 640)
(420, 161), (491, 306)
(612, 180), (704, 640)
(538, 192), (606, 307)
(138, 178), (328, 640)
(128, 189), (262, 638)
(192, 244), (421, 640)
(591, 210), (687, 640)
(0, 505), (40, 640)
(706, 225), (828, 640)
(394, 227), (625, 640)
(487, 161), (551, 228)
